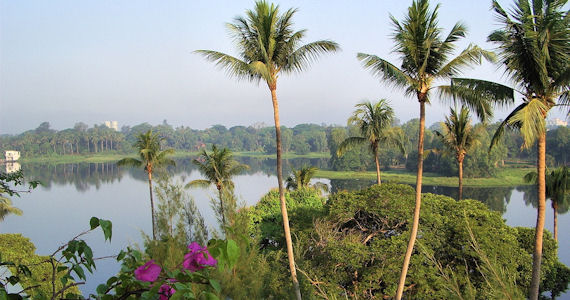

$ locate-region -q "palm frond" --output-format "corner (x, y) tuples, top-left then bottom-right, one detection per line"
(337, 136), (366, 157)
(194, 50), (257, 81)
(116, 157), (143, 168)
(435, 45), (494, 78)
(356, 53), (412, 89)
(508, 98), (548, 148)
(283, 40), (340, 74)
(185, 179), (212, 189)
(490, 102), (528, 150)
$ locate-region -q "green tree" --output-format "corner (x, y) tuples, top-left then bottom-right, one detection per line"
(285, 166), (328, 193)
(337, 100), (403, 185)
(116, 130), (175, 240)
(195, 2), (338, 297)
(449, 1), (569, 297)
(186, 145), (248, 229)
(524, 166), (569, 243)
(356, 0), (493, 295)
(434, 106), (480, 200)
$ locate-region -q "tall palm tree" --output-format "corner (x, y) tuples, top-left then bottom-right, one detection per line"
(195, 2), (338, 297)
(285, 166), (328, 193)
(337, 100), (404, 185)
(448, 1), (569, 298)
(356, 1), (494, 297)
(434, 106), (480, 200)
(117, 130), (175, 240)
(186, 145), (248, 228)
(524, 166), (570, 243)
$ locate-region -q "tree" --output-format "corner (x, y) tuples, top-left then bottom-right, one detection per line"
(524, 166), (569, 243)
(195, 2), (339, 297)
(449, 1), (569, 297)
(116, 130), (175, 240)
(186, 145), (248, 229)
(337, 100), (403, 185)
(356, 1), (494, 296)
(434, 106), (480, 200)
(285, 166), (328, 193)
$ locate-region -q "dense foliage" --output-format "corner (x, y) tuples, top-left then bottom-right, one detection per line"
(246, 184), (569, 299)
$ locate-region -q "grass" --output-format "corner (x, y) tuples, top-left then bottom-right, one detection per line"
(315, 167), (535, 187)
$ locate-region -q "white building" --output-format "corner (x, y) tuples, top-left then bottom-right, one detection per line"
(104, 121), (119, 131)
(5, 150), (20, 161)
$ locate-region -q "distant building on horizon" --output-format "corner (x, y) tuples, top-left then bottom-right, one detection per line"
(104, 121), (119, 131)
(5, 150), (20, 162)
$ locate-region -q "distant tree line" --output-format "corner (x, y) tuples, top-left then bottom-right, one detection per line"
(1, 120), (568, 177)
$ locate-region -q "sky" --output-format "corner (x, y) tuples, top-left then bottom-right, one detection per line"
(0, 0), (567, 134)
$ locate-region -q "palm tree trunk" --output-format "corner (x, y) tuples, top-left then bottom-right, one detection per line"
(374, 146), (381, 185)
(396, 100), (425, 300)
(270, 86), (301, 300)
(218, 187), (226, 230)
(148, 171), (156, 240)
(458, 158), (463, 201)
(529, 131), (546, 300)
(552, 200), (558, 242)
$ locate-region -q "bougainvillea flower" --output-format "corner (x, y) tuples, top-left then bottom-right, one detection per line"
(183, 243), (217, 272)
(134, 260), (161, 282)
(158, 284), (175, 300)
(187, 242), (206, 253)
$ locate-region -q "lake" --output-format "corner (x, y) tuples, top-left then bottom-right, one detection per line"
(1, 158), (568, 297)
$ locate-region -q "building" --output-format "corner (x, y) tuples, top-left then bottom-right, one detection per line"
(104, 121), (119, 131)
(5, 150), (20, 162)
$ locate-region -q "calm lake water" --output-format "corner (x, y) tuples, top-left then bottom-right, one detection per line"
(1, 158), (568, 297)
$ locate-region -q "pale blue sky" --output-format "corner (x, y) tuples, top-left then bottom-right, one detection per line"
(0, 0), (565, 134)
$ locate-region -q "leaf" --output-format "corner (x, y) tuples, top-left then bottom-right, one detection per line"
(106, 276), (118, 286)
(57, 266), (68, 273)
(73, 265), (86, 280)
(116, 250), (126, 261)
(89, 217), (100, 230)
(203, 292), (219, 300)
(225, 240), (240, 268)
(96, 284), (107, 294)
(99, 219), (112, 241)
(209, 279), (221, 293)
(17, 265), (31, 277)
(6, 276), (19, 285)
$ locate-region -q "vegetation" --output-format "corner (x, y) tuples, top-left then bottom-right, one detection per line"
(196, 1), (339, 298)
(285, 166), (328, 193)
(116, 130), (175, 240)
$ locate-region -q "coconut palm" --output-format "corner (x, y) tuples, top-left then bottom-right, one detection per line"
(285, 166), (328, 193)
(117, 130), (175, 240)
(524, 166), (570, 243)
(434, 106), (480, 200)
(337, 100), (404, 185)
(186, 145), (248, 228)
(447, 1), (569, 297)
(195, 2), (338, 297)
(0, 196), (22, 222)
(356, 1), (495, 296)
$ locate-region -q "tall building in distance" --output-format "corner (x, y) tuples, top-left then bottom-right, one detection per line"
(104, 121), (119, 131)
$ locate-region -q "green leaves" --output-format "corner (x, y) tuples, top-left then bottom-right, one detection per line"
(89, 217), (112, 241)
(207, 239), (240, 270)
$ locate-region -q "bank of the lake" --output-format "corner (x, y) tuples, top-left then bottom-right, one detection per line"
(18, 152), (535, 187)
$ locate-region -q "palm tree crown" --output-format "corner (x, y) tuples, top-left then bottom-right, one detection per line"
(285, 166), (328, 193)
(188, 145), (248, 192)
(196, 1), (339, 88)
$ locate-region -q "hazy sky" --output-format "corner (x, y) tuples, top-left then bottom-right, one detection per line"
(1, 0), (566, 134)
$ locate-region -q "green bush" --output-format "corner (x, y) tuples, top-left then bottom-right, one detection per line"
(0, 234), (80, 298)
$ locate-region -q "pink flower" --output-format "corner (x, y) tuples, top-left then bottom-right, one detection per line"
(134, 260), (161, 282)
(158, 284), (175, 300)
(182, 242), (217, 272)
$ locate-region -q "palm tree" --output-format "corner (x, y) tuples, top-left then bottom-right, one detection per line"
(186, 145), (248, 228)
(285, 166), (328, 193)
(356, 1), (494, 296)
(117, 130), (175, 240)
(447, 1), (569, 298)
(434, 106), (480, 200)
(195, 2), (338, 297)
(0, 196), (22, 222)
(337, 100), (404, 185)
(524, 166), (569, 243)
